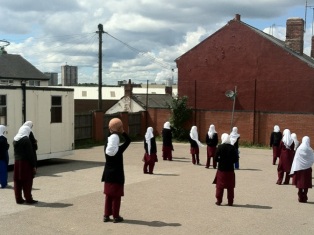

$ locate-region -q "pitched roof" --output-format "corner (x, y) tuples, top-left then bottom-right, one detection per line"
(0, 54), (49, 80)
(239, 20), (314, 68)
(176, 18), (314, 68)
(132, 94), (173, 109)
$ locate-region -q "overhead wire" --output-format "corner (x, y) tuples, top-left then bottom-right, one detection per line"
(105, 31), (175, 71)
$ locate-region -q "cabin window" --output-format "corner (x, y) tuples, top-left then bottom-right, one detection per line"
(51, 96), (62, 123)
(0, 95), (7, 125)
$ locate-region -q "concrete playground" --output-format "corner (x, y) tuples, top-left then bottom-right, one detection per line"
(1, 141), (314, 235)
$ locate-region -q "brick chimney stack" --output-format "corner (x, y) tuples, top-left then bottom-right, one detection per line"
(124, 79), (133, 97)
(285, 18), (304, 55)
(235, 14), (241, 21)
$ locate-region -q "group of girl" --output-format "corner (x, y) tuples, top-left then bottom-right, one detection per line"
(270, 125), (314, 203)
(188, 125), (240, 170)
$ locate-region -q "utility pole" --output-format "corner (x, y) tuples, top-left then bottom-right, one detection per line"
(97, 24), (105, 110)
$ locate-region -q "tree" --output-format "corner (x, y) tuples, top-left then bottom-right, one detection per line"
(169, 96), (192, 141)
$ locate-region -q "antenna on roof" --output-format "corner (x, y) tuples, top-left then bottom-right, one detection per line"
(0, 39), (10, 55)
(305, 0), (314, 35)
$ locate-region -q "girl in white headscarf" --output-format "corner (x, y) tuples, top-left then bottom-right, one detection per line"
(188, 126), (204, 165)
(162, 121), (173, 161)
(230, 127), (240, 169)
(143, 127), (158, 174)
(270, 125), (282, 165)
(276, 129), (295, 185)
(13, 126), (37, 204)
(290, 136), (314, 203)
(291, 133), (300, 151)
(213, 133), (238, 206)
(0, 125), (10, 188)
(205, 124), (218, 169)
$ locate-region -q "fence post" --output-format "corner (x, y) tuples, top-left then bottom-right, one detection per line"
(92, 110), (104, 141)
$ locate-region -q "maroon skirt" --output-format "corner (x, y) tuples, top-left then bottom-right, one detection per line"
(292, 168), (312, 189)
(213, 170), (235, 189)
(162, 146), (172, 157)
(143, 153), (158, 163)
(190, 147), (199, 155)
(104, 183), (124, 197)
(272, 146), (280, 158)
(13, 160), (34, 181)
(207, 146), (216, 158)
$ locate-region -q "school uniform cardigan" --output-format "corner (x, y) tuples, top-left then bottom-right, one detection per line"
(101, 132), (131, 185)
(206, 133), (218, 147)
(162, 128), (173, 147)
(13, 137), (36, 167)
(214, 143), (238, 171)
(144, 137), (157, 154)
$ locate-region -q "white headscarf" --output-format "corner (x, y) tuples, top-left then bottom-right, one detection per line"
(207, 124), (217, 139)
(290, 136), (314, 175)
(0, 125), (6, 136)
(291, 133), (299, 151)
(190, 126), (204, 147)
(14, 126), (31, 141)
(23, 121), (33, 129)
(145, 127), (154, 155)
(163, 122), (170, 129)
(230, 127), (240, 145)
(274, 125), (280, 133)
(105, 134), (119, 156)
(221, 133), (231, 144)
(282, 129), (293, 149)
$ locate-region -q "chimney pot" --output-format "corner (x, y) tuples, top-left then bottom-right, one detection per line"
(235, 14), (241, 21)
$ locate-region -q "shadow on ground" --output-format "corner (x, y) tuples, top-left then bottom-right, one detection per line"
(123, 219), (181, 227)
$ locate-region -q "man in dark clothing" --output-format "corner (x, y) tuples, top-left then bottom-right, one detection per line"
(213, 133), (238, 206)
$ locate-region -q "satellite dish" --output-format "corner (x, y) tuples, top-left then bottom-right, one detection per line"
(225, 90), (235, 98)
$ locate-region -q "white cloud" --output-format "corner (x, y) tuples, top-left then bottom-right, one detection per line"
(0, 0), (311, 85)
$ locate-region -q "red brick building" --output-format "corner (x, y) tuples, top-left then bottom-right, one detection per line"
(176, 14), (314, 145)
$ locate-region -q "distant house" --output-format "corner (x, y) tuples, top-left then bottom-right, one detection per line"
(175, 14), (314, 144)
(71, 83), (177, 114)
(105, 80), (173, 136)
(0, 53), (74, 164)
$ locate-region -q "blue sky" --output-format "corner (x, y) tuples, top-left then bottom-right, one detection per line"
(0, 0), (312, 85)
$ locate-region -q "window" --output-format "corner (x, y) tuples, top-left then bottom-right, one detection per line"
(110, 91), (116, 97)
(82, 91), (87, 97)
(51, 96), (62, 123)
(29, 80), (40, 86)
(0, 95), (7, 125)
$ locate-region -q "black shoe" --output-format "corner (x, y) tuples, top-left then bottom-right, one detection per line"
(16, 199), (25, 204)
(113, 216), (124, 223)
(103, 216), (111, 222)
(215, 202), (221, 206)
(26, 200), (38, 205)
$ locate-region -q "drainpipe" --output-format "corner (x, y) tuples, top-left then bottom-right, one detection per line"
(21, 80), (26, 123)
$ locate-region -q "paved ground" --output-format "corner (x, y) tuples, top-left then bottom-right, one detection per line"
(1, 141), (314, 235)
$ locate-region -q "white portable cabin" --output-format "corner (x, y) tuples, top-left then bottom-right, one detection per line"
(0, 53), (74, 164)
